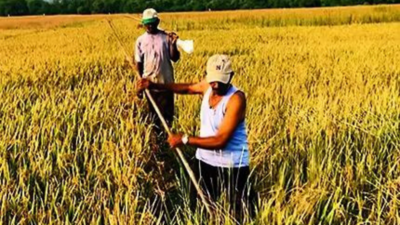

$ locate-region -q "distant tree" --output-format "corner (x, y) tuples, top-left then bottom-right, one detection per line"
(27, 0), (46, 14)
(77, 5), (90, 14)
(122, 0), (141, 13)
(1, 0), (400, 16)
(92, 0), (105, 13)
(190, 0), (207, 11)
(0, 0), (29, 15)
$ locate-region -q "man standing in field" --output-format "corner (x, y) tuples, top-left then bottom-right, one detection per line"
(135, 8), (180, 131)
(138, 54), (255, 219)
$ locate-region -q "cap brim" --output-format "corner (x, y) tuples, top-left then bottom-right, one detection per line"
(206, 73), (231, 84)
(142, 18), (159, 25)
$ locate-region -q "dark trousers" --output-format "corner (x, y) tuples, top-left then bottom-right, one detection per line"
(190, 159), (257, 221)
(146, 90), (174, 134)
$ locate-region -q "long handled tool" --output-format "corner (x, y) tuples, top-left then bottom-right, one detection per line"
(105, 19), (213, 215)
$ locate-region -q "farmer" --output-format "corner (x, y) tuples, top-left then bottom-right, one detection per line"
(138, 54), (255, 219)
(134, 8), (180, 132)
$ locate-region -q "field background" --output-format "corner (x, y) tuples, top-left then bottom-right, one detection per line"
(1, 4), (400, 224)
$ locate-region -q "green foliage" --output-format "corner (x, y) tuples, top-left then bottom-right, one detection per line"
(0, 0), (400, 16)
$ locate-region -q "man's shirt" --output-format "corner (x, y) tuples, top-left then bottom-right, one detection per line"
(135, 32), (174, 84)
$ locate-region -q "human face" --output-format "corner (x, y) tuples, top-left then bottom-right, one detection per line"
(207, 72), (234, 95)
(144, 20), (160, 34)
(210, 81), (231, 96)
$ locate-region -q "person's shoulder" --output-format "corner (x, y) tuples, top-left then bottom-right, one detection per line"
(155, 30), (169, 41)
(136, 33), (148, 42)
(157, 30), (168, 36)
(228, 89), (246, 108)
(231, 86), (246, 99)
(231, 91), (246, 102)
(225, 90), (246, 115)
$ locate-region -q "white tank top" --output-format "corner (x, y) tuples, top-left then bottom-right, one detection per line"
(196, 85), (250, 168)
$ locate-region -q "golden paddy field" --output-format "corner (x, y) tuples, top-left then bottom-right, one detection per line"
(1, 4), (400, 224)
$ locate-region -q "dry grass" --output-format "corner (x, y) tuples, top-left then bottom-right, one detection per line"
(0, 14), (118, 30)
(1, 4), (399, 30)
(1, 4), (400, 224)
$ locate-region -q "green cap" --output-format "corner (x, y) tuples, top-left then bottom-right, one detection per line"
(142, 8), (159, 25)
(142, 17), (159, 25)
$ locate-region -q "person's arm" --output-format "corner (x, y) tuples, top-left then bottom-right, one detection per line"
(138, 79), (209, 95)
(168, 92), (246, 149)
(136, 62), (144, 77)
(168, 33), (180, 62)
(134, 39), (144, 76)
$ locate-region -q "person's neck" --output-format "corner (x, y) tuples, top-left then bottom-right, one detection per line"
(147, 29), (159, 34)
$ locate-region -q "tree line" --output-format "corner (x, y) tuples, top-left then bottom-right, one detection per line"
(0, 0), (399, 16)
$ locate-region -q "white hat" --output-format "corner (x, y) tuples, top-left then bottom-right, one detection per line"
(142, 8), (159, 25)
(206, 54), (234, 84)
